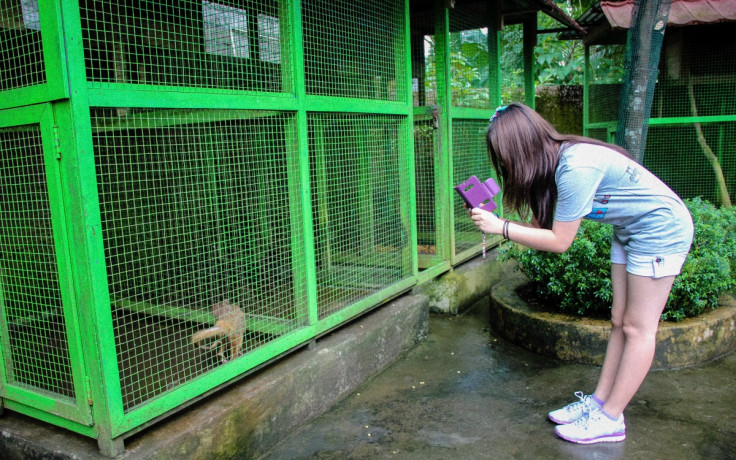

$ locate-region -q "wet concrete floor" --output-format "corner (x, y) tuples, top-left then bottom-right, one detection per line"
(263, 297), (736, 460)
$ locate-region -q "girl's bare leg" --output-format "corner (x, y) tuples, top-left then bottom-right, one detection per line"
(593, 263), (628, 402)
(600, 272), (676, 417)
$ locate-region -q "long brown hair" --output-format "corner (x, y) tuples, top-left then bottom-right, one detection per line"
(486, 103), (630, 229)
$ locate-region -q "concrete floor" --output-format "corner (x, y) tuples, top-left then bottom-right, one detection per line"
(263, 298), (736, 460)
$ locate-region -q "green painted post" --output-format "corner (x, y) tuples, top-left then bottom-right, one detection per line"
(402, 0), (419, 278)
(583, 45), (590, 137)
(434, 0), (455, 263)
(289, 0), (319, 326)
(56, 1), (125, 455)
(488, 2), (502, 108)
(523, 15), (536, 109)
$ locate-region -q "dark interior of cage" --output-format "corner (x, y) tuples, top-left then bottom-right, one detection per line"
(90, 111), (406, 409)
(0, 126), (76, 401)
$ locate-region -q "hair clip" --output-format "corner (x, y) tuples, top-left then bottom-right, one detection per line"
(489, 105), (508, 123)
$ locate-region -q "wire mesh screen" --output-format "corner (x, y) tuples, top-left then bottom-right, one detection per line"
(448, 4), (489, 109)
(588, 25), (735, 206)
(0, 0), (46, 91)
(79, 0), (288, 92)
(644, 25), (736, 205)
(586, 44), (625, 128)
(0, 124), (75, 400)
(413, 115), (440, 261)
(302, 0), (406, 101)
(499, 23), (524, 104)
(644, 123), (735, 204)
(411, 8), (436, 108)
(308, 113), (412, 318)
(92, 108), (303, 411)
(452, 119), (494, 255)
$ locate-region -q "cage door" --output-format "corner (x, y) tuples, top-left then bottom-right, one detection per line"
(0, 104), (92, 426)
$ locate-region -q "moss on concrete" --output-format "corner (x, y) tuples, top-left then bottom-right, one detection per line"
(414, 249), (506, 315)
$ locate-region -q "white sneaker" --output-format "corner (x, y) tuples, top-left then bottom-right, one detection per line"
(548, 391), (599, 425)
(555, 407), (626, 444)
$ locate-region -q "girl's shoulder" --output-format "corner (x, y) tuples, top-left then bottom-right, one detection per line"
(559, 142), (622, 169)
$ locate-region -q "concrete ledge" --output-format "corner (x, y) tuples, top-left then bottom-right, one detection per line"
(0, 294), (429, 459)
(490, 270), (736, 369)
(413, 249), (505, 315)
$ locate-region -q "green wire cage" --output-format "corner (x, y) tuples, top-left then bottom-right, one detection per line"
(0, 0), (500, 455)
(0, 0), (417, 454)
(0, 0), (583, 455)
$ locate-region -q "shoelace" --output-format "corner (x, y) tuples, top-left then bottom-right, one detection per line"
(571, 404), (607, 429)
(565, 391), (590, 414)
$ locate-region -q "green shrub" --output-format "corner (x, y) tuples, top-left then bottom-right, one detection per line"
(665, 198), (736, 320)
(500, 198), (736, 321)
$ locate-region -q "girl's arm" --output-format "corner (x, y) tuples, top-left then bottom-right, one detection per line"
(469, 208), (580, 254)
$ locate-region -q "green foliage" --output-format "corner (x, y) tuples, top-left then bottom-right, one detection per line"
(665, 198), (736, 321)
(422, 0), (626, 106)
(498, 0), (624, 102)
(500, 219), (613, 317)
(450, 32), (490, 106)
(501, 198), (736, 321)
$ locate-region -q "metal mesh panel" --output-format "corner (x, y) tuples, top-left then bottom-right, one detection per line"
(414, 116), (439, 260)
(80, 0), (288, 92)
(499, 23), (524, 104)
(588, 25), (735, 206)
(586, 127), (610, 143)
(644, 123), (736, 204)
(411, 15), (437, 107)
(0, 124), (74, 399)
(653, 26), (735, 119)
(586, 44), (625, 126)
(451, 119), (493, 255)
(644, 25), (736, 205)
(308, 113), (411, 318)
(448, 4), (489, 109)
(302, 0), (405, 100)
(92, 108), (303, 411)
(0, 0), (46, 91)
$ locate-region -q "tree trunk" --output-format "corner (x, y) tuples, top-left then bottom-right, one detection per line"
(615, 0), (672, 163)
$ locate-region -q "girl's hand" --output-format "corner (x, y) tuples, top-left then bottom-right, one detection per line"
(470, 207), (504, 235)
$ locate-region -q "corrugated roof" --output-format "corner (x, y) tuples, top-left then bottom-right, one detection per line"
(560, 0), (736, 43)
(599, 0), (736, 29)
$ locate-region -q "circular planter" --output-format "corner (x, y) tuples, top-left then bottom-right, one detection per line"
(489, 270), (736, 369)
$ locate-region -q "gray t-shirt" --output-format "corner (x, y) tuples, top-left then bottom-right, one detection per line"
(554, 143), (693, 256)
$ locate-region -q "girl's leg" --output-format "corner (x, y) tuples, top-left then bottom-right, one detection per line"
(600, 272), (676, 417)
(592, 263), (628, 402)
(548, 264), (627, 425)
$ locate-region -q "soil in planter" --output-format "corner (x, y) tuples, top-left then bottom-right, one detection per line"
(515, 282), (611, 321)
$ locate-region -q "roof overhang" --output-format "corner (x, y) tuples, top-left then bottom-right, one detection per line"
(564, 0), (736, 45)
(410, 0), (586, 38)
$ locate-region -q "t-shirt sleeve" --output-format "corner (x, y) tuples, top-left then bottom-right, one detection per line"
(554, 161), (605, 222)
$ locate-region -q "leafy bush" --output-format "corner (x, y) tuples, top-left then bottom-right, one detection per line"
(665, 198), (736, 320)
(500, 198), (736, 321)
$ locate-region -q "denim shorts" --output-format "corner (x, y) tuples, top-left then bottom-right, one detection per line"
(611, 237), (690, 279)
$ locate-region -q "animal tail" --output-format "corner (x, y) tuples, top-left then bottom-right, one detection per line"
(191, 327), (223, 344)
